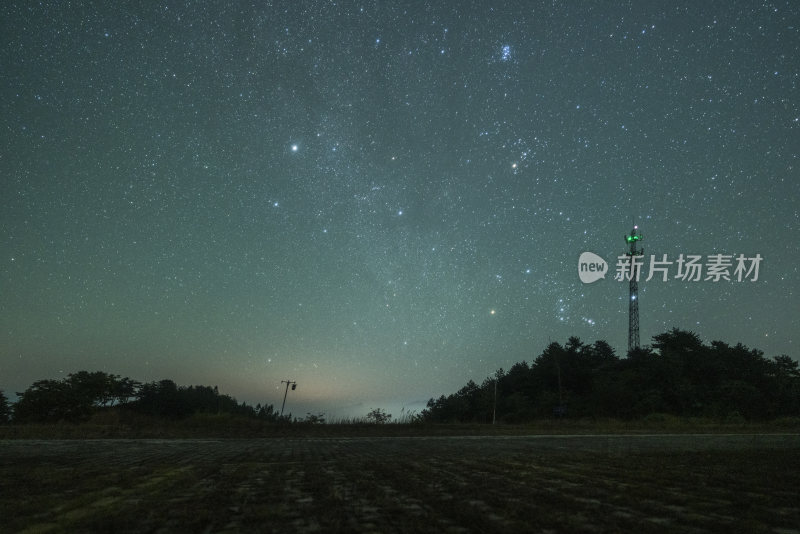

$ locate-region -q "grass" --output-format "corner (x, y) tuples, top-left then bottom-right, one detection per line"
(1, 437), (798, 533)
(1, 413), (799, 440)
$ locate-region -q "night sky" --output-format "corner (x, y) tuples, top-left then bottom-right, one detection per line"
(2, 2), (798, 418)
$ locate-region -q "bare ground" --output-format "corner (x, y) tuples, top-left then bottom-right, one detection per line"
(2, 434), (799, 533)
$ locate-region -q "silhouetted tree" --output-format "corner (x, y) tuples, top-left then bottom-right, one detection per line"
(422, 329), (799, 423)
(10, 370), (281, 425)
(133, 379), (190, 418)
(773, 355), (800, 379)
(772, 355), (800, 416)
(14, 379), (92, 423)
(110, 376), (141, 406)
(255, 402), (279, 422)
(365, 408), (392, 424)
(0, 390), (10, 424)
(12, 372), (144, 423)
(128, 380), (273, 420)
(67, 371), (115, 407)
(302, 412), (326, 424)
(423, 395), (450, 422)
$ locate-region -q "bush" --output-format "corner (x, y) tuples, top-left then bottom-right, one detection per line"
(365, 408), (392, 424)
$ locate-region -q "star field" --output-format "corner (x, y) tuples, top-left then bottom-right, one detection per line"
(1, 2), (798, 417)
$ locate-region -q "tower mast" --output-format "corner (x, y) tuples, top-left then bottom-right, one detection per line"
(625, 225), (644, 353)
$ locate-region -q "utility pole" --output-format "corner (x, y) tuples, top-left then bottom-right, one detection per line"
(492, 377), (497, 425)
(553, 344), (565, 418)
(280, 380), (296, 417)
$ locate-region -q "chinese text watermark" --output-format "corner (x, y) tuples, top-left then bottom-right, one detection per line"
(579, 253), (762, 284)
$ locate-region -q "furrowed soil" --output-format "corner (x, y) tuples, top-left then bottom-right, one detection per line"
(2, 434), (799, 533)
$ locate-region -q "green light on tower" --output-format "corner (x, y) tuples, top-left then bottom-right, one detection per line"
(624, 224), (644, 353)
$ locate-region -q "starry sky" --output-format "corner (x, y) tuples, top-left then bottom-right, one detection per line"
(1, 2), (798, 418)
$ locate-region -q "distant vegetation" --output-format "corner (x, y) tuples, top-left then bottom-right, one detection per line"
(4, 372), (281, 425)
(1, 329), (798, 432)
(422, 328), (800, 423)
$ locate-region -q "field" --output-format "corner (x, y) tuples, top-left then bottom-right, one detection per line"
(2, 433), (799, 533)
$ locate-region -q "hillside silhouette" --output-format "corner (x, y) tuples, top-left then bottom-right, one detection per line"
(1, 328), (798, 427)
(423, 329), (800, 423)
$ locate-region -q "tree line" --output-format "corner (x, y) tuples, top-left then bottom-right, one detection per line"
(0, 371), (280, 424)
(1, 328), (798, 425)
(421, 329), (800, 423)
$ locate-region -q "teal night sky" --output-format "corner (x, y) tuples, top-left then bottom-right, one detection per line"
(2, 2), (798, 417)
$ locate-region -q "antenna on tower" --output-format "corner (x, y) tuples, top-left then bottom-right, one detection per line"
(624, 224), (644, 353)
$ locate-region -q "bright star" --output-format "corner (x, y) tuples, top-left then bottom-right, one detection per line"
(291, 144), (298, 152)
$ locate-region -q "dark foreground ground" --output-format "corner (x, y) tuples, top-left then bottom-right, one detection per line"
(2, 434), (799, 533)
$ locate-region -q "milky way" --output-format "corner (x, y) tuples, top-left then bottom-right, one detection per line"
(1, 2), (797, 417)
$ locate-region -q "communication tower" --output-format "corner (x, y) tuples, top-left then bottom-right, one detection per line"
(625, 225), (644, 352)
